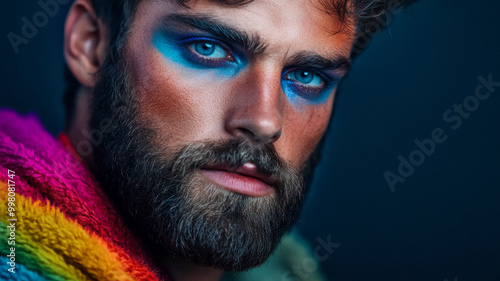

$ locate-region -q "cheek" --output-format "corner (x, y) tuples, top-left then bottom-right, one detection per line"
(127, 42), (227, 147)
(276, 92), (334, 169)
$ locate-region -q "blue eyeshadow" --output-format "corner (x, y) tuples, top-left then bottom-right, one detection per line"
(152, 28), (337, 109)
(152, 30), (246, 78)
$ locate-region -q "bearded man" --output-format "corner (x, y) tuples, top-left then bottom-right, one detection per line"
(0, 0), (413, 280)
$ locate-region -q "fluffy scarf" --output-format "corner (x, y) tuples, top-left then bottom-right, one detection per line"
(0, 109), (167, 280)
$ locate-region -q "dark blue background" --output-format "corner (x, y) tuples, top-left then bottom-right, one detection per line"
(1, 1), (499, 280)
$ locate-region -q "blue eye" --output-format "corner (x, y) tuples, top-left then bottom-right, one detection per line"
(284, 69), (325, 87)
(179, 38), (237, 67)
(191, 42), (229, 59)
(153, 31), (246, 77)
(282, 68), (337, 102)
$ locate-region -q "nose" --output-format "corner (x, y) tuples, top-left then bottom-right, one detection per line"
(225, 68), (283, 144)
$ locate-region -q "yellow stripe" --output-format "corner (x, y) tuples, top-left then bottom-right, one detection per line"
(0, 181), (135, 281)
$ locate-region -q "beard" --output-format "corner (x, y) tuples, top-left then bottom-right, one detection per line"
(88, 47), (323, 271)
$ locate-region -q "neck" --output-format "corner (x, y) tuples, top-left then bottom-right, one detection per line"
(163, 257), (223, 281)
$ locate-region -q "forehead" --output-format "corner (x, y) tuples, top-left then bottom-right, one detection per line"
(133, 0), (355, 58)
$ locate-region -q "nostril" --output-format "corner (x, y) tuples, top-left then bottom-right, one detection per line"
(235, 126), (281, 144)
(236, 128), (258, 142)
(269, 131), (281, 143)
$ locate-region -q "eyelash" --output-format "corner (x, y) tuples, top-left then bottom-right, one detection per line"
(178, 37), (237, 67)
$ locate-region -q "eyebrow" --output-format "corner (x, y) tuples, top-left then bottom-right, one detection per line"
(161, 13), (268, 56)
(160, 13), (351, 72)
(287, 52), (351, 72)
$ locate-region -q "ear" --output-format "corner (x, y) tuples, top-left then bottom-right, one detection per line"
(64, 0), (107, 88)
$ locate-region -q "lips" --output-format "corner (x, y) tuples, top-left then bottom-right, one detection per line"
(199, 162), (276, 197)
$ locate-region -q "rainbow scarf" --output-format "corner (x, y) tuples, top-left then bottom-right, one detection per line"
(0, 109), (169, 280)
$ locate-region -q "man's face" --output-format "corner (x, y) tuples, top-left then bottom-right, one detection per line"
(89, 0), (354, 272)
(128, 0), (353, 171)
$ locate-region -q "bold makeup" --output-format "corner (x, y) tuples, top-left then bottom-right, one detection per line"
(281, 68), (339, 108)
(152, 29), (246, 78)
(151, 15), (345, 109)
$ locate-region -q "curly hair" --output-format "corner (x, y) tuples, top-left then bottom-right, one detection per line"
(63, 0), (415, 127)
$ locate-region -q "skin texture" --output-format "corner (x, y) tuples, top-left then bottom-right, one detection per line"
(64, 0), (356, 280)
(127, 0), (354, 171)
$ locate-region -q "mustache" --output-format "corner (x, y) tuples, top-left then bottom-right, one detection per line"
(152, 138), (301, 189)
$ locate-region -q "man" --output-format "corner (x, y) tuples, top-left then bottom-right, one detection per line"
(0, 0), (412, 280)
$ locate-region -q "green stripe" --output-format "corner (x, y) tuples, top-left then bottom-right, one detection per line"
(0, 221), (78, 281)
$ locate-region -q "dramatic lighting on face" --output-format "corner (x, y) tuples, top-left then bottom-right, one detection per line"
(89, 0), (357, 272)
